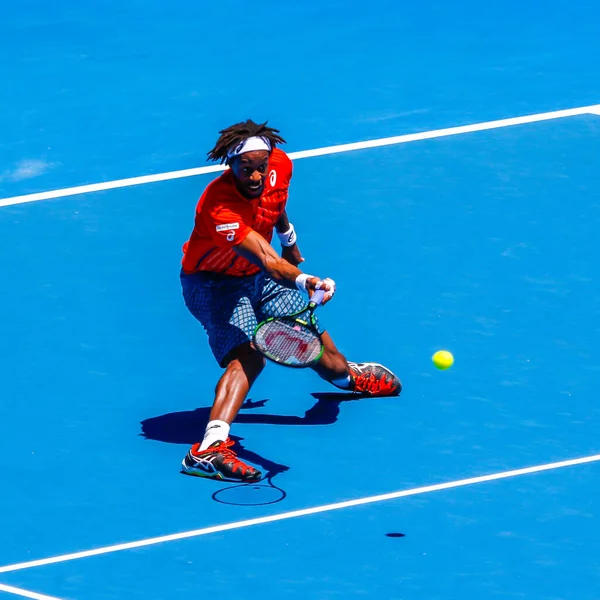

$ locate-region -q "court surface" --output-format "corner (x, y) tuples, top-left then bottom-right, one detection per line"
(2, 1), (600, 598)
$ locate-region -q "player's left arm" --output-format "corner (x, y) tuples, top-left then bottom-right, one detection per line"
(275, 210), (304, 266)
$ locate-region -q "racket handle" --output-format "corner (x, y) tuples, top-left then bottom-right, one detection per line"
(310, 288), (326, 306)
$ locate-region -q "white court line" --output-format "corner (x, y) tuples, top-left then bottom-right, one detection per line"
(1, 103), (599, 209)
(0, 584), (64, 600)
(0, 452), (599, 574)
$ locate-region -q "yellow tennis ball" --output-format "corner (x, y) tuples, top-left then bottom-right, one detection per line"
(433, 350), (454, 370)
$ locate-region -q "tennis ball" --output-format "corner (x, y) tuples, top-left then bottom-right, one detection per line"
(432, 350), (454, 370)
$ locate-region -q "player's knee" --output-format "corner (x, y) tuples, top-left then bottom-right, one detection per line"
(241, 349), (266, 377)
(224, 343), (266, 378)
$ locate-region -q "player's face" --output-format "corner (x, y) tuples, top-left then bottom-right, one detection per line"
(230, 151), (270, 199)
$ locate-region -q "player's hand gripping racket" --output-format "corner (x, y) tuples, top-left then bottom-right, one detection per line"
(253, 289), (326, 368)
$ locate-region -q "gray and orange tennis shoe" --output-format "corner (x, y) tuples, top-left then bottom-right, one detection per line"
(343, 361), (402, 396)
(181, 438), (262, 482)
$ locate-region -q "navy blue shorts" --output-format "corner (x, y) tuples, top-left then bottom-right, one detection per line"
(181, 270), (322, 367)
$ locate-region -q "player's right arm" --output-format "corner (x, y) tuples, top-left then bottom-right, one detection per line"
(234, 230), (334, 303)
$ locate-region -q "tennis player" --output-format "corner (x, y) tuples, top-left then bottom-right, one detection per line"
(180, 120), (401, 482)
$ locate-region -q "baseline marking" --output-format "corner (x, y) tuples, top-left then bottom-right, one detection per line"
(0, 452), (599, 574)
(0, 584), (64, 600)
(1, 104), (599, 209)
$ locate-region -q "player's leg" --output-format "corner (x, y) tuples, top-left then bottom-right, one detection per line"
(310, 331), (349, 380)
(320, 332), (402, 396)
(208, 342), (265, 425)
(182, 342), (265, 482)
(179, 270), (264, 482)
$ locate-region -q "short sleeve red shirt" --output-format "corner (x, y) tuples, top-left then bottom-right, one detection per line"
(181, 148), (293, 277)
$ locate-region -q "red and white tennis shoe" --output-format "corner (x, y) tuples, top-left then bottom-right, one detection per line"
(343, 361), (402, 396)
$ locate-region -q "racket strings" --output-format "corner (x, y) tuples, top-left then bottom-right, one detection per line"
(254, 319), (322, 365)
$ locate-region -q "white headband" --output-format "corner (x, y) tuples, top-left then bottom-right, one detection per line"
(227, 136), (272, 159)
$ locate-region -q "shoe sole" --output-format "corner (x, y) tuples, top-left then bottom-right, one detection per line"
(332, 387), (402, 397)
(330, 384), (401, 396)
(181, 462), (262, 483)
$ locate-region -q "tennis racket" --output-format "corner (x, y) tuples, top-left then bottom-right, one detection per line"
(253, 289), (326, 368)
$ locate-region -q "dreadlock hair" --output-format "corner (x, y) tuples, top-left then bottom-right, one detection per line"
(207, 119), (287, 165)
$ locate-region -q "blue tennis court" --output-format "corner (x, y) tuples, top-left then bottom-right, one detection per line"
(2, 1), (600, 599)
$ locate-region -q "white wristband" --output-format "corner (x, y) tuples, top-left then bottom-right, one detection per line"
(295, 273), (314, 292)
(277, 223), (297, 247)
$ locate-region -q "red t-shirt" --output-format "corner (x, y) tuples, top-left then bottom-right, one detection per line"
(181, 148), (293, 277)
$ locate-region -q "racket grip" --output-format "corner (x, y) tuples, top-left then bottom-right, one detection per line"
(311, 288), (326, 306)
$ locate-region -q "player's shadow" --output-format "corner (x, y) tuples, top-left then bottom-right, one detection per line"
(140, 392), (358, 479)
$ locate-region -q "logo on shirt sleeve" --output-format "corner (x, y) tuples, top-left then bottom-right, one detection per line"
(216, 222), (239, 243)
(269, 170), (277, 187)
(216, 222), (240, 232)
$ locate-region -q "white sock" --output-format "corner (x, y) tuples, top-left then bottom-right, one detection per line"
(330, 374), (353, 389)
(199, 420), (230, 451)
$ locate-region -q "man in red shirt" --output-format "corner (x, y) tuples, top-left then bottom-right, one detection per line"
(180, 120), (401, 482)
